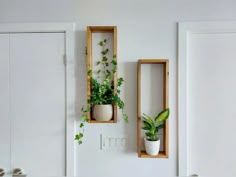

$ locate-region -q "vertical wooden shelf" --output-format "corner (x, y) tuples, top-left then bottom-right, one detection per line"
(137, 59), (169, 158)
(87, 26), (117, 123)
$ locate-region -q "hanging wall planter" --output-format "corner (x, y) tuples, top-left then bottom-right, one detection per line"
(74, 26), (128, 145)
(137, 59), (170, 158)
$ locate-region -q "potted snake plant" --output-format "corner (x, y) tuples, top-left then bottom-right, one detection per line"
(142, 108), (169, 156)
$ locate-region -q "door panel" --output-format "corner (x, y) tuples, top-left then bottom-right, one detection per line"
(187, 33), (236, 176)
(9, 33), (66, 177)
(0, 34), (10, 174)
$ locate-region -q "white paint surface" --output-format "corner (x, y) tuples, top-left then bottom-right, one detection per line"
(91, 33), (114, 85)
(1, 0), (236, 176)
(0, 31), (69, 177)
(140, 64), (164, 151)
(10, 33), (66, 177)
(0, 34), (10, 174)
(187, 32), (236, 177)
(178, 22), (236, 177)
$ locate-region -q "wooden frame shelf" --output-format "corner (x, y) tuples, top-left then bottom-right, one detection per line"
(86, 26), (117, 123)
(139, 151), (167, 158)
(137, 59), (169, 158)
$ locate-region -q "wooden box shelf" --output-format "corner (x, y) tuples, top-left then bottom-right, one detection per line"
(139, 151), (167, 158)
(86, 26), (117, 123)
(137, 59), (169, 158)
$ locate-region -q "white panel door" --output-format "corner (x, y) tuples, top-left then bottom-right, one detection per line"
(0, 34), (10, 175)
(178, 22), (236, 177)
(187, 33), (236, 177)
(0, 32), (66, 177)
(10, 33), (66, 177)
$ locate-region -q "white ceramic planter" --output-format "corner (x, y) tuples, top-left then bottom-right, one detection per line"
(144, 138), (160, 156)
(93, 104), (113, 121)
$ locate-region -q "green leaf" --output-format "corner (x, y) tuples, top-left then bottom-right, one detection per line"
(117, 78), (124, 86)
(102, 56), (108, 62)
(142, 126), (150, 130)
(142, 113), (153, 123)
(86, 107), (90, 112)
(113, 54), (117, 58)
(101, 49), (109, 55)
(81, 114), (88, 121)
(156, 124), (165, 131)
(142, 113), (156, 131)
(75, 133), (83, 141)
(87, 70), (92, 77)
(98, 41), (103, 46)
(111, 59), (117, 65)
(142, 120), (152, 130)
(142, 119), (151, 127)
(145, 132), (155, 138)
(112, 69), (117, 73)
(155, 108), (170, 123)
(123, 113), (128, 123)
(96, 61), (101, 65)
(80, 123), (84, 128)
(81, 106), (84, 111)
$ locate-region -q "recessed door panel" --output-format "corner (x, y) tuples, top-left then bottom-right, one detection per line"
(187, 33), (236, 176)
(0, 34), (10, 174)
(9, 33), (66, 177)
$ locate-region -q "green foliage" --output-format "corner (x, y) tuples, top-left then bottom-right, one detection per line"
(142, 108), (170, 141)
(75, 38), (128, 144)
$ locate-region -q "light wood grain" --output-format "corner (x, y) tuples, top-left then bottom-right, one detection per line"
(138, 59), (168, 64)
(86, 26), (92, 121)
(88, 26), (117, 33)
(89, 120), (115, 123)
(140, 151), (168, 158)
(164, 61), (169, 157)
(137, 60), (142, 157)
(113, 26), (117, 122)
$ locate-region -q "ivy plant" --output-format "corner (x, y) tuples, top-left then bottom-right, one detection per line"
(75, 39), (128, 145)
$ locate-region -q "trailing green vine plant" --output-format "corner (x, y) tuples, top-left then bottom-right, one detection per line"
(75, 38), (128, 145)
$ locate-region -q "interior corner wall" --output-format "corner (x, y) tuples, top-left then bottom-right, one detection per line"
(1, 0), (236, 176)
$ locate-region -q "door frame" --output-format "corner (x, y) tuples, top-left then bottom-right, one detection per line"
(0, 23), (76, 177)
(178, 21), (236, 176)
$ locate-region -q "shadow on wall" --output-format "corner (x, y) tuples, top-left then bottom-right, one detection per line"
(123, 61), (137, 154)
(75, 29), (87, 121)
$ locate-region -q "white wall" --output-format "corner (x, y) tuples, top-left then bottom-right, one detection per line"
(1, 0), (236, 176)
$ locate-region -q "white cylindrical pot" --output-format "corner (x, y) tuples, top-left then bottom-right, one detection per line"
(93, 104), (113, 121)
(144, 138), (160, 156)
